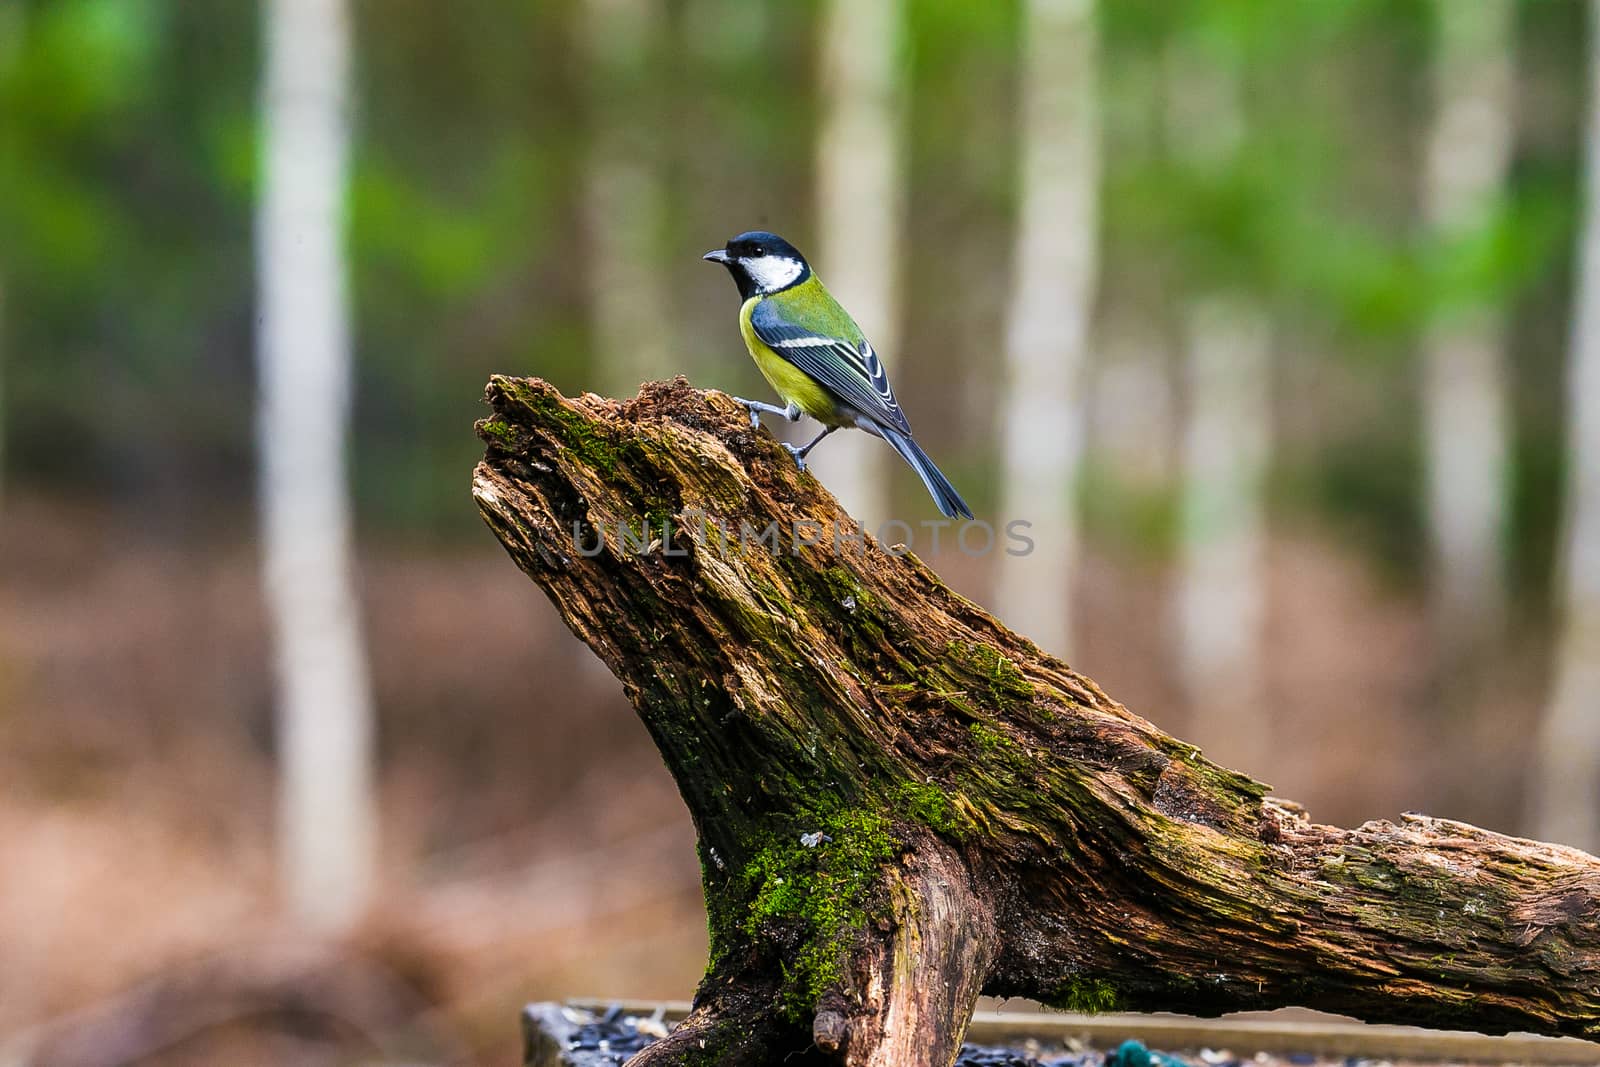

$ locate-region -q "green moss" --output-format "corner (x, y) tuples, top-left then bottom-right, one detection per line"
(478, 416), (519, 448)
(1154, 736), (1270, 801)
(967, 721), (1011, 754)
(699, 836), (744, 974)
(895, 781), (975, 840)
(1048, 977), (1122, 1014)
(750, 574), (802, 622)
(739, 807), (900, 1020)
(511, 381), (646, 480)
(673, 1030), (748, 1067)
(487, 378), (657, 484)
(612, 510), (676, 552)
(897, 663), (967, 704)
(948, 641), (1035, 711)
(819, 566), (875, 611)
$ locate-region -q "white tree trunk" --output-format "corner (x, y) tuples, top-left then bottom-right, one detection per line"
(1166, 47), (1271, 771)
(993, 0), (1100, 657)
(1176, 300), (1271, 770)
(582, 0), (674, 398)
(1421, 0), (1516, 661)
(1532, 0), (1600, 852)
(258, 0), (376, 932)
(808, 0), (907, 528)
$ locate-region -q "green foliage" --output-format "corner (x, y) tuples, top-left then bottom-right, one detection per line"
(0, 0), (257, 482)
(0, 0), (1584, 590)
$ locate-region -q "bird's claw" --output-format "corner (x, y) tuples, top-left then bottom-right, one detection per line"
(732, 397), (763, 429)
(782, 443), (808, 472)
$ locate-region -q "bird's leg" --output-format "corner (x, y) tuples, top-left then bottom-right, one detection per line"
(733, 397), (801, 429)
(782, 425), (837, 473)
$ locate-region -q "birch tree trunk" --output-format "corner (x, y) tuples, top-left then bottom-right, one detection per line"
(808, 0), (907, 528)
(1167, 47), (1272, 772)
(581, 0), (674, 398)
(257, 0), (376, 932)
(1532, 0), (1600, 854)
(1421, 0), (1516, 665)
(994, 0), (1100, 658)
(1176, 299), (1271, 770)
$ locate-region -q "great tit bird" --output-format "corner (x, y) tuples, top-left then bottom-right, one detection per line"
(703, 230), (973, 519)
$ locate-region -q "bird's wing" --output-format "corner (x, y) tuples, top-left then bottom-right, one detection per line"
(749, 295), (912, 436)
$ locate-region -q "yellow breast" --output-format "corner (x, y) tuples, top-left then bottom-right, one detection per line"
(739, 297), (844, 425)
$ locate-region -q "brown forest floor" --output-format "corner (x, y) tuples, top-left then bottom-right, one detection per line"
(0, 492), (1554, 1065)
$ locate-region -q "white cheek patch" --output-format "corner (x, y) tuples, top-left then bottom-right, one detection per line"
(744, 255), (804, 292)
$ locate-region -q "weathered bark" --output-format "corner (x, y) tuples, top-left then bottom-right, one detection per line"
(474, 377), (1600, 1066)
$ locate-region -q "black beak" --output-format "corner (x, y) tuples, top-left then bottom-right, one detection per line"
(702, 249), (731, 264)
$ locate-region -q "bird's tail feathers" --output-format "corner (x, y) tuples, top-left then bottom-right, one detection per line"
(878, 427), (974, 520)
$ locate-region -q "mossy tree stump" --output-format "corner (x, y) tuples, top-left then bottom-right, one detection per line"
(473, 377), (1600, 1067)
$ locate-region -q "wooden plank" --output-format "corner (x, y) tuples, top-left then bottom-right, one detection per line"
(565, 1000), (1600, 1064)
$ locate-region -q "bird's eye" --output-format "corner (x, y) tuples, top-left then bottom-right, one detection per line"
(751, 246), (764, 256)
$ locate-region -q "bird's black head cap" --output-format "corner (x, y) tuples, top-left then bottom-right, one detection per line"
(704, 230), (811, 299)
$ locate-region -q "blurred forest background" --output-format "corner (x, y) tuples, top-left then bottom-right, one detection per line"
(4, 0), (1600, 1063)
